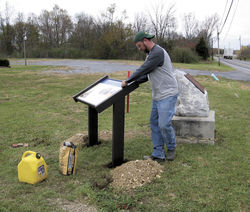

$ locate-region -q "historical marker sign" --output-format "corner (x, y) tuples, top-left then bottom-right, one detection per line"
(185, 73), (205, 94)
(73, 75), (139, 166)
(77, 79), (122, 107)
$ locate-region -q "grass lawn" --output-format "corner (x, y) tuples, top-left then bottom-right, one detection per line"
(0, 65), (249, 211)
(172, 60), (235, 72)
(107, 59), (235, 72)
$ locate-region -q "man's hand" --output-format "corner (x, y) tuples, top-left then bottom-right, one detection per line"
(121, 80), (128, 88)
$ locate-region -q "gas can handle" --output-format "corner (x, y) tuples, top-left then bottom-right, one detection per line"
(22, 151), (36, 159)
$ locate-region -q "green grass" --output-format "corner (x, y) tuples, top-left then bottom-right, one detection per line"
(107, 59), (235, 72)
(1, 64), (66, 72)
(172, 60), (235, 72)
(0, 65), (249, 211)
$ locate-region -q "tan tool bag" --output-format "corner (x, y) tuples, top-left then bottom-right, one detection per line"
(59, 142), (78, 175)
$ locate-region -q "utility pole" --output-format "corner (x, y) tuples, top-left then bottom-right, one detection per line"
(239, 36), (241, 50)
(217, 27), (220, 66)
(239, 36), (242, 60)
(211, 38), (214, 61)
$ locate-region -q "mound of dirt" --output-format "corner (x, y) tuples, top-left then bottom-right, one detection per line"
(62, 133), (88, 147)
(110, 159), (163, 191)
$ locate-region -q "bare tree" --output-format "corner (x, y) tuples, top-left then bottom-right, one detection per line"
(38, 10), (53, 47)
(13, 13), (39, 56)
(0, 2), (15, 55)
(148, 0), (177, 44)
(50, 5), (73, 47)
(183, 12), (198, 40)
(71, 12), (95, 48)
(3, 2), (14, 25)
(197, 14), (219, 47)
(13, 12), (26, 52)
(133, 12), (148, 32)
(25, 14), (40, 51)
(101, 3), (116, 25)
(38, 5), (73, 48)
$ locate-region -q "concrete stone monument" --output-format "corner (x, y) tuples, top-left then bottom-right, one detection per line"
(172, 70), (215, 144)
(175, 71), (209, 117)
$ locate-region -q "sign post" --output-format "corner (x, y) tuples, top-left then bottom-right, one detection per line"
(127, 71), (130, 113)
(73, 76), (139, 166)
(112, 97), (125, 165)
(88, 107), (98, 146)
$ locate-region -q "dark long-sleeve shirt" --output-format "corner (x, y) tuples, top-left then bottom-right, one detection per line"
(126, 44), (178, 100)
(126, 45), (164, 84)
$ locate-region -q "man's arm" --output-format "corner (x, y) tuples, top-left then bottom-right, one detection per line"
(122, 75), (148, 87)
(137, 75), (148, 83)
(125, 46), (164, 84)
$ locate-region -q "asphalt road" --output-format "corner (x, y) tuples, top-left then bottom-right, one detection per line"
(12, 59), (139, 74)
(179, 58), (250, 82)
(11, 58), (250, 82)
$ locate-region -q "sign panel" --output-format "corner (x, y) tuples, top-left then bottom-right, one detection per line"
(77, 79), (122, 107)
(185, 73), (205, 94)
(73, 76), (140, 166)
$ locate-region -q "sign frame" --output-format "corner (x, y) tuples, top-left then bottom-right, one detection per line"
(73, 75), (138, 113)
(73, 75), (139, 166)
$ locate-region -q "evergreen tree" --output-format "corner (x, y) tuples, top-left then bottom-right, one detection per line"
(195, 37), (209, 60)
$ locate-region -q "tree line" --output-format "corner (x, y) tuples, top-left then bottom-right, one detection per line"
(0, 3), (219, 62)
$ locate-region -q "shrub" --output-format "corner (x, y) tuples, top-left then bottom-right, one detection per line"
(0, 59), (10, 67)
(67, 48), (87, 58)
(170, 47), (199, 63)
(48, 48), (65, 58)
(238, 47), (250, 60)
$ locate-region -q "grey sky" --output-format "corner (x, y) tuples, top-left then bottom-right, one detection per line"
(1, 0), (249, 50)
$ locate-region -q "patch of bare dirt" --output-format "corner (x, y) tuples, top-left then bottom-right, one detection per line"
(50, 198), (97, 212)
(240, 83), (250, 90)
(99, 130), (150, 141)
(0, 98), (10, 103)
(65, 130), (150, 146)
(110, 159), (163, 191)
(62, 133), (89, 147)
(64, 133), (164, 192)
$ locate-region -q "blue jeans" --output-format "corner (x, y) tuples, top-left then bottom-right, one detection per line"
(150, 94), (178, 159)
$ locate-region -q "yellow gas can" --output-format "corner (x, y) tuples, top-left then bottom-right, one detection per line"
(18, 151), (48, 184)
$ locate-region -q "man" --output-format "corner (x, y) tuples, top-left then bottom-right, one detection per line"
(122, 31), (178, 162)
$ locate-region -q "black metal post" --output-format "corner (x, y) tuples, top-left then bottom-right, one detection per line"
(112, 97), (125, 166)
(88, 106), (98, 146)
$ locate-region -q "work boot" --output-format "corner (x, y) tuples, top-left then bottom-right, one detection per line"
(166, 149), (176, 161)
(143, 155), (165, 163)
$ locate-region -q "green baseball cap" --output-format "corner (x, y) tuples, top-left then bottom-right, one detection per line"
(133, 31), (155, 43)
